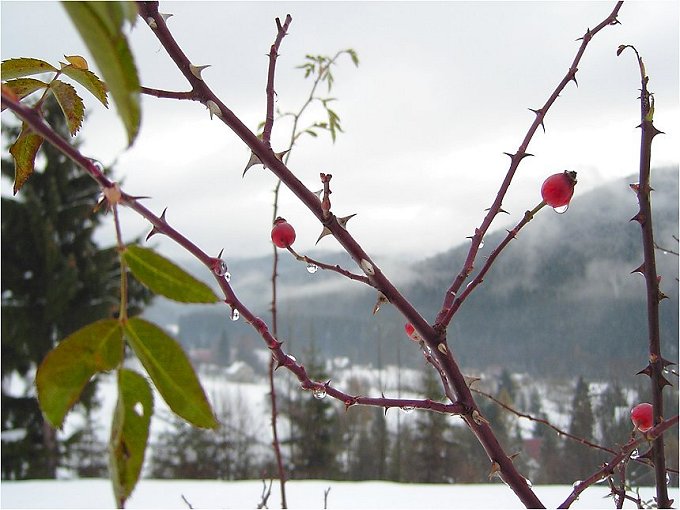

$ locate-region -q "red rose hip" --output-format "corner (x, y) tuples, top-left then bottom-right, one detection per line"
(630, 402), (654, 433)
(541, 171), (577, 208)
(271, 217), (296, 248)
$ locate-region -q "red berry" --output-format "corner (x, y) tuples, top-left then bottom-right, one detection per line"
(630, 402), (654, 432)
(541, 171), (577, 208)
(271, 217), (296, 248)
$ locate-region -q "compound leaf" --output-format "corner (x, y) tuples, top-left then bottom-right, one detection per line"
(60, 63), (109, 107)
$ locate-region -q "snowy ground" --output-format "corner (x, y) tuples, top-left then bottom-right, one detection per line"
(2, 479), (676, 509)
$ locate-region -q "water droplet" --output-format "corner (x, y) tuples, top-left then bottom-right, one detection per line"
(401, 406), (414, 413)
(313, 387), (327, 400)
(288, 355), (297, 363)
(230, 308), (240, 321)
(666, 473), (672, 484)
(553, 204), (569, 214)
(572, 480), (582, 489)
(479, 238), (485, 248)
(133, 402), (144, 416)
(631, 448), (640, 459)
(213, 259), (228, 276)
(524, 477), (533, 488)
(89, 158), (104, 172)
(306, 263), (318, 274)
(224, 271), (231, 282)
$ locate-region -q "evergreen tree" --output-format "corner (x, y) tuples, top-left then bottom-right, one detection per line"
(410, 368), (457, 483)
(282, 345), (341, 479)
(562, 376), (597, 481)
(1, 97), (150, 479)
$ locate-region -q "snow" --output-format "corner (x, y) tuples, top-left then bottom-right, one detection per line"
(2, 479), (674, 509)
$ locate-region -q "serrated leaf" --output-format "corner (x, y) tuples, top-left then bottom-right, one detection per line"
(1, 78), (48, 106)
(110, 368), (153, 508)
(1, 57), (57, 80)
(64, 54), (89, 70)
(123, 245), (220, 303)
(49, 80), (85, 135)
(36, 319), (123, 429)
(123, 317), (218, 429)
(9, 122), (44, 194)
(59, 64), (108, 107)
(62, 2), (141, 146)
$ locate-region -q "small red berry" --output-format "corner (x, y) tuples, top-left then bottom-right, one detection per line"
(630, 402), (654, 433)
(541, 171), (577, 208)
(271, 217), (296, 249)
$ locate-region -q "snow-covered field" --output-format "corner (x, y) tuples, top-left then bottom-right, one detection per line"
(2, 479), (674, 509)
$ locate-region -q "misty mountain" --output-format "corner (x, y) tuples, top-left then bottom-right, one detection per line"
(144, 167), (678, 378)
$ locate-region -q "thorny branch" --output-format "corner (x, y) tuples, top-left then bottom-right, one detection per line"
(434, 1), (624, 331)
(618, 43), (672, 508)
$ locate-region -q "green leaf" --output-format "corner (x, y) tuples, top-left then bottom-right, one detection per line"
(110, 368), (153, 508)
(60, 64), (109, 107)
(49, 80), (85, 135)
(346, 48), (360, 67)
(123, 317), (218, 429)
(1, 57), (57, 80)
(9, 122), (44, 194)
(123, 245), (220, 303)
(62, 1), (141, 146)
(1, 78), (48, 104)
(36, 319), (123, 428)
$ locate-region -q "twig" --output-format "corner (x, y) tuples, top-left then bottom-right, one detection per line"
(434, 1), (624, 331)
(558, 415), (678, 508)
(323, 486), (331, 510)
(181, 494), (194, 509)
(257, 479), (273, 509)
(619, 43), (671, 508)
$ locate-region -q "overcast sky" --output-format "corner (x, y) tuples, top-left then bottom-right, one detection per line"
(2, 1), (678, 264)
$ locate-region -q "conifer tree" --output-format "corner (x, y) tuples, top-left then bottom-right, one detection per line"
(1, 97), (150, 479)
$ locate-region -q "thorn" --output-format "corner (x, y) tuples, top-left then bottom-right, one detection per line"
(159, 12), (173, 22)
(437, 343), (448, 355)
(498, 207), (510, 215)
(315, 226), (332, 244)
(242, 152), (264, 177)
(337, 213), (357, 228)
(206, 100), (221, 119)
(509, 452), (521, 461)
(465, 375), (481, 388)
(631, 263), (645, 276)
(189, 64), (211, 80)
(472, 409), (489, 425)
(274, 150), (289, 162)
(629, 212), (645, 224)
(661, 357), (676, 368)
(146, 226), (161, 241)
(217, 248), (224, 259)
(658, 290), (669, 302)
(313, 189), (323, 199)
(659, 374), (672, 389)
(488, 461), (502, 480)
(529, 108), (546, 133)
(372, 292), (389, 315)
(636, 363), (653, 377)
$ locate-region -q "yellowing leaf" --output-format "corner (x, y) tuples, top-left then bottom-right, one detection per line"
(123, 245), (220, 303)
(59, 65), (108, 107)
(35, 319), (123, 428)
(110, 369), (153, 508)
(1, 57), (57, 80)
(64, 54), (89, 70)
(49, 80), (85, 135)
(9, 122), (44, 194)
(1, 78), (48, 108)
(62, 2), (141, 146)
(124, 317), (218, 429)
